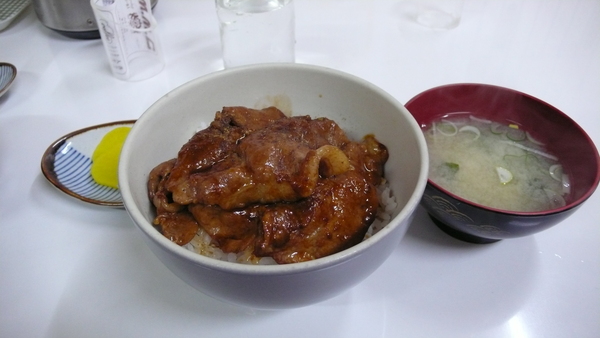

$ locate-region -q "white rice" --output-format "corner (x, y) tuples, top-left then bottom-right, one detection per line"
(183, 179), (397, 265)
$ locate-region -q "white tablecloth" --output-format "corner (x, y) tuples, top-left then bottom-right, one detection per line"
(1, 1), (599, 337)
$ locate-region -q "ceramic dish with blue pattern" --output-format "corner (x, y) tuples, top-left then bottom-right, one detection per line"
(0, 62), (17, 97)
(41, 120), (136, 207)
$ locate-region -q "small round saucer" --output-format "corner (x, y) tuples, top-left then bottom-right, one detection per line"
(41, 120), (136, 207)
(0, 63), (17, 98)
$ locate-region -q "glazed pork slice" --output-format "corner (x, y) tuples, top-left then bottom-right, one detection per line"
(147, 158), (200, 245)
(255, 170), (379, 264)
(147, 106), (390, 261)
(149, 106), (286, 243)
(186, 170), (379, 264)
(167, 114), (355, 210)
(188, 204), (262, 253)
(165, 106), (286, 193)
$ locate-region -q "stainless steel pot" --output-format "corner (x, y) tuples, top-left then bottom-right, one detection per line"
(32, 0), (158, 39)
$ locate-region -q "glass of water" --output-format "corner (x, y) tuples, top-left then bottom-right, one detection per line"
(215, 0), (295, 68)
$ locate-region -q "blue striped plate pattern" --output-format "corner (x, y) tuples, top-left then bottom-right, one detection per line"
(0, 63), (17, 97)
(41, 120), (136, 207)
(54, 141), (122, 204)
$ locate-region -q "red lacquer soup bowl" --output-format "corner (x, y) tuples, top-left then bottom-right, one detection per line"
(406, 83), (600, 243)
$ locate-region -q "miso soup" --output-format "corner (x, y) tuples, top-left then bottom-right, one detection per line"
(424, 114), (570, 212)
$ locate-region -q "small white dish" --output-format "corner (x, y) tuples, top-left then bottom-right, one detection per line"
(41, 120), (136, 207)
(0, 62), (17, 98)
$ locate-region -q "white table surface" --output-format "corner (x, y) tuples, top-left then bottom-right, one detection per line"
(1, 0), (599, 337)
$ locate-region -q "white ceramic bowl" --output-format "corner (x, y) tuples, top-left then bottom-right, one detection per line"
(119, 64), (428, 309)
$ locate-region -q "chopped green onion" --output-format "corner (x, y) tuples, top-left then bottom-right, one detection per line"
(506, 128), (526, 141)
(496, 167), (513, 185)
(500, 140), (558, 161)
(436, 120), (458, 136)
(525, 154), (542, 167)
(503, 154), (537, 166)
(458, 125), (481, 140)
(503, 154), (522, 163)
(436, 162), (460, 179)
(562, 174), (571, 195)
(549, 164), (563, 181)
(544, 189), (566, 208)
(444, 162), (460, 172)
(490, 122), (508, 135)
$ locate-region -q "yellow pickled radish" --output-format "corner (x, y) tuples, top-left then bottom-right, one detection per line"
(91, 126), (131, 189)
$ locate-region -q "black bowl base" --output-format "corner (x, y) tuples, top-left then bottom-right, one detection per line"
(428, 214), (501, 244)
(51, 28), (101, 40)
